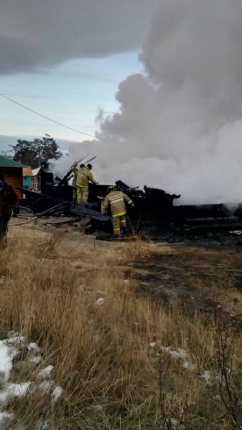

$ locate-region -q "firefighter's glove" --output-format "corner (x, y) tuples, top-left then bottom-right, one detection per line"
(130, 203), (135, 209)
(13, 208), (19, 217)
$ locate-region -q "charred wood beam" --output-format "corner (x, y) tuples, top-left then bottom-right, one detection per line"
(18, 187), (45, 199)
(183, 222), (242, 232)
(54, 168), (74, 188)
(70, 204), (111, 222)
(19, 188), (110, 223)
(36, 202), (71, 218)
(185, 216), (239, 224)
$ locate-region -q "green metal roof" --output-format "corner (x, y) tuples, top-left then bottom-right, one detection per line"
(0, 156), (26, 168)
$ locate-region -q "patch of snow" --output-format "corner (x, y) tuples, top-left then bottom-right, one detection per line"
(214, 395), (222, 401)
(175, 349), (187, 360)
(169, 350), (182, 359)
(95, 298), (105, 305)
(0, 411), (14, 427)
(29, 356), (43, 365)
(0, 382), (31, 405)
(170, 418), (179, 427)
(0, 334), (63, 428)
(52, 385), (63, 402)
(7, 382), (31, 398)
(37, 365), (54, 379)
(182, 361), (197, 371)
(38, 381), (54, 393)
(161, 347), (187, 360)
(5, 335), (25, 345)
(27, 342), (41, 353)
(0, 390), (9, 409)
(38, 381), (63, 404)
(0, 340), (18, 382)
(199, 370), (213, 385)
(149, 342), (156, 348)
(93, 405), (104, 411)
(35, 419), (50, 430)
(161, 346), (198, 374)
(161, 346), (171, 353)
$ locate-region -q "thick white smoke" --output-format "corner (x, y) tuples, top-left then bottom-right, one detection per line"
(54, 0), (242, 205)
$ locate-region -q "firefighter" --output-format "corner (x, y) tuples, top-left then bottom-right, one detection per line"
(0, 174), (19, 243)
(103, 185), (134, 236)
(71, 161), (78, 203)
(76, 163), (98, 204)
(71, 162), (85, 204)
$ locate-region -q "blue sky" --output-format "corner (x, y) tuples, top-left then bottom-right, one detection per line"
(0, 51), (142, 151)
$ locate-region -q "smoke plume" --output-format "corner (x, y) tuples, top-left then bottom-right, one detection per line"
(54, 0), (242, 204)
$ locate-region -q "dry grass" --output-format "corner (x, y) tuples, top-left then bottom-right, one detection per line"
(0, 225), (242, 429)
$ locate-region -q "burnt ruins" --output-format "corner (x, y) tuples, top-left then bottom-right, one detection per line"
(18, 162), (242, 239)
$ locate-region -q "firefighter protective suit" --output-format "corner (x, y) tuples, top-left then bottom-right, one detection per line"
(71, 163), (79, 203)
(103, 188), (134, 235)
(76, 166), (97, 204)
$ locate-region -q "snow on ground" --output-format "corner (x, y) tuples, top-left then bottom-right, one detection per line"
(199, 370), (214, 385)
(27, 342), (41, 353)
(0, 412), (14, 427)
(152, 345), (198, 372)
(37, 365), (54, 379)
(0, 333), (63, 429)
(150, 343), (217, 388)
(0, 339), (18, 382)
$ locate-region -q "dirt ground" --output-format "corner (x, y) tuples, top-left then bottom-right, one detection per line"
(135, 244), (242, 319)
(9, 217), (242, 324)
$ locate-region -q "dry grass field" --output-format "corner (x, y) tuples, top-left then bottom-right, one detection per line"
(0, 222), (242, 429)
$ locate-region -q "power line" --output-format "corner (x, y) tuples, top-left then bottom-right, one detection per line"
(0, 93), (96, 138)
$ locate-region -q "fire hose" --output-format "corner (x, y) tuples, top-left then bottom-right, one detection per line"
(10, 215), (37, 226)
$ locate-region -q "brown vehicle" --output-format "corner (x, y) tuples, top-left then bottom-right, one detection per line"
(0, 174), (19, 240)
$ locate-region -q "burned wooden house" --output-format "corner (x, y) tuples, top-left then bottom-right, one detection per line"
(19, 161), (242, 238)
(32, 162), (55, 194)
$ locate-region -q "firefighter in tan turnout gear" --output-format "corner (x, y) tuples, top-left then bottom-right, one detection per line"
(71, 162), (82, 204)
(76, 163), (98, 204)
(103, 185), (134, 235)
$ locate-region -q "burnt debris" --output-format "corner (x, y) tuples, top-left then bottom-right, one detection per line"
(18, 164), (242, 238)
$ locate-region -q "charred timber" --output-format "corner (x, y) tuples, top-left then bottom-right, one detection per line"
(18, 167), (242, 234)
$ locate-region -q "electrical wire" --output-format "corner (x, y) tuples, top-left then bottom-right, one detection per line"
(0, 93), (96, 138)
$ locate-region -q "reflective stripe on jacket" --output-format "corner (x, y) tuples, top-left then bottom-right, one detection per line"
(76, 167), (96, 187)
(103, 191), (133, 217)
